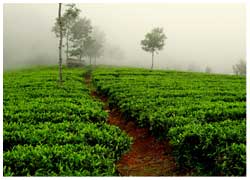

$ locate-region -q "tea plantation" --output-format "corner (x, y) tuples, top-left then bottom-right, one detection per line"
(92, 67), (246, 176)
(3, 66), (132, 176)
(3, 66), (246, 176)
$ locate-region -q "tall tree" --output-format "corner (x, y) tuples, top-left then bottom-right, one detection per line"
(84, 36), (96, 65)
(205, 66), (212, 73)
(52, 4), (80, 61)
(69, 17), (92, 61)
(141, 27), (167, 69)
(58, 3), (63, 83)
(91, 27), (105, 66)
(85, 27), (105, 66)
(104, 44), (125, 61)
(233, 59), (246, 75)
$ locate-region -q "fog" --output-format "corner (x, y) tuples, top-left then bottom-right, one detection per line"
(3, 3), (245, 73)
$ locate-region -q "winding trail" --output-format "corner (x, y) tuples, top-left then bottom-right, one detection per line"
(85, 74), (181, 176)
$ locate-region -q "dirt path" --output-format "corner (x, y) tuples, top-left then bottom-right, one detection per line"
(85, 75), (180, 176)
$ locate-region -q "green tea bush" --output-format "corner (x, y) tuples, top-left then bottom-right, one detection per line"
(92, 67), (246, 176)
(168, 120), (246, 175)
(4, 144), (115, 176)
(3, 66), (132, 176)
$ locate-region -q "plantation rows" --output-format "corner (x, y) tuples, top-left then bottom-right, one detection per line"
(3, 67), (132, 176)
(92, 67), (246, 176)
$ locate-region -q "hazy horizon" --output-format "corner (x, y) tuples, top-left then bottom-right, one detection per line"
(3, 3), (246, 74)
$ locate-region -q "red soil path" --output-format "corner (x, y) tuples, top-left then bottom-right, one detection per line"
(85, 75), (181, 176)
(107, 108), (178, 176)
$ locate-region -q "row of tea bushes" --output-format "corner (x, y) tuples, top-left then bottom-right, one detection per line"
(92, 67), (246, 176)
(3, 66), (132, 176)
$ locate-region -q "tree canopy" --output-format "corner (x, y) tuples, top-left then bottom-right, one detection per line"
(52, 4), (81, 61)
(141, 27), (167, 69)
(69, 17), (93, 60)
(141, 27), (167, 53)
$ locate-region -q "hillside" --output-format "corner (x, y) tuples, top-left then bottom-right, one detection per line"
(3, 66), (246, 176)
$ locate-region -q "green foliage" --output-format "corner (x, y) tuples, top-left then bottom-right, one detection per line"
(3, 66), (132, 176)
(52, 4), (81, 38)
(141, 27), (167, 53)
(4, 144), (116, 176)
(4, 67), (106, 124)
(168, 120), (246, 175)
(69, 17), (93, 59)
(4, 121), (131, 158)
(92, 67), (246, 176)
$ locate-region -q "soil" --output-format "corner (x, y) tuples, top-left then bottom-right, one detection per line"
(85, 75), (183, 176)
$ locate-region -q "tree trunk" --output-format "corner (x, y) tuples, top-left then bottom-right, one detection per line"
(58, 3), (63, 83)
(66, 31), (69, 61)
(94, 57), (97, 66)
(151, 51), (154, 69)
(90, 56), (92, 65)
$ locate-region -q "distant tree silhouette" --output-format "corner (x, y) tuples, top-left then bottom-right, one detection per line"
(69, 17), (92, 61)
(58, 3), (63, 83)
(233, 59), (246, 75)
(205, 66), (212, 73)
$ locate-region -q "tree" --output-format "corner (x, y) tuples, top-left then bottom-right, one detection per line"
(233, 59), (246, 75)
(104, 44), (125, 61)
(84, 36), (96, 65)
(205, 66), (212, 73)
(141, 27), (167, 69)
(187, 63), (200, 72)
(58, 3), (63, 83)
(52, 4), (81, 61)
(69, 17), (93, 61)
(88, 27), (105, 66)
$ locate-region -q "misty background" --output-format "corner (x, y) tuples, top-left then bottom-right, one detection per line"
(3, 3), (245, 73)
